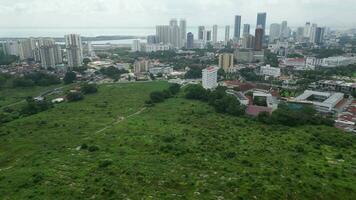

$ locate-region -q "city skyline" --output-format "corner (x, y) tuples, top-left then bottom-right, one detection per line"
(1, 0), (356, 28)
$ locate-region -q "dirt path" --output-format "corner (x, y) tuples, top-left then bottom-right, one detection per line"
(95, 107), (146, 134)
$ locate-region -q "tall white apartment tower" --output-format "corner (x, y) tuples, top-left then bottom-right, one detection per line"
(202, 66), (219, 89)
(212, 25), (218, 43)
(65, 34), (83, 69)
(179, 19), (187, 46)
(131, 40), (141, 52)
(225, 25), (230, 45)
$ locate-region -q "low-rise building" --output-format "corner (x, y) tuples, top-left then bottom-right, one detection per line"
(313, 80), (356, 94)
(234, 50), (264, 63)
(149, 66), (173, 75)
(260, 65), (281, 78)
(294, 90), (344, 113)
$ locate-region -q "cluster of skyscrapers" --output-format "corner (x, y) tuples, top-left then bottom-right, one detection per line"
(154, 19), (187, 49)
(2, 34), (85, 69)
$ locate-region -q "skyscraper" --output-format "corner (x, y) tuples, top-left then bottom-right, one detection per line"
(296, 27), (305, 42)
(242, 34), (255, 49)
(38, 39), (58, 69)
(256, 13), (267, 30)
(304, 22), (311, 38)
(131, 40), (141, 52)
(269, 23), (281, 42)
(225, 25), (230, 45)
(156, 25), (170, 44)
(186, 32), (194, 49)
(243, 24), (250, 37)
(179, 19), (187, 45)
(212, 25), (218, 43)
(169, 24), (182, 48)
(314, 27), (325, 45)
(65, 34), (83, 69)
(234, 15), (241, 40)
(206, 30), (212, 41)
(40, 45), (56, 69)
(280, 21), (289, 38)
(256, 12), (267, 41)
(147, 35), (157, 44)
(169, 19), (178, 27)
(198, 26), (205, 40)
(254, 26), (264, 51)
(309, 23), (318, 43)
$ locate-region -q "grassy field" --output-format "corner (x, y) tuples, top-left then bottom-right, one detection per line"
(0, 84), (64, 108)
(0, 81), (355, 199)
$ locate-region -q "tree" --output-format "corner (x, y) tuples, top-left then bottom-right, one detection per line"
(185, 84), (207, 100)
(168, 84), (180, 95)
(352, 91), (356, 98)
(218, 68), (226, 80)
(185, 67), (203, 79)
(81, 83), (98, 94)
(63, 71), (77, 84)
(83, 58), (91, 66)
(66, 92), (84, 102)
(150, 91), (165, 103)
(12, 77), (35, 88)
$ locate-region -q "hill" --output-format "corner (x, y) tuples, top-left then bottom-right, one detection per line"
(0, 81), (355, 199)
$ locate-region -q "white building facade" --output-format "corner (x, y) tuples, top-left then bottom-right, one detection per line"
(202, 66), (219, 89)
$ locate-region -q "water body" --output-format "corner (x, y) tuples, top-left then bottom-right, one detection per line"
(0, 26), (244, 44)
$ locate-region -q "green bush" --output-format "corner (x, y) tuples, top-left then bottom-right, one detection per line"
(150, 91), (165, 103)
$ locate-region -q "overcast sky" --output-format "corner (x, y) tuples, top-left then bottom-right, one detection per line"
(1, 0), (355, 28)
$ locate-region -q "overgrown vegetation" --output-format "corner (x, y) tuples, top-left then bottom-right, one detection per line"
(0, 81), (355, 199)
(258, 104), (334, 127)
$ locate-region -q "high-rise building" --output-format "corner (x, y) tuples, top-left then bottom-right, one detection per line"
(212, 25), (218, 43)
(19, 39), (34, 60)
(219, 53), (234, 71)
(314, 27), (325, 45)
(40, 45), (56, 69)
(206, 30), (212, 41)
(242, 34), (255, 49)
(296, 27), (305, 42)
(202, 66), (219, 89)
(256, 12), (267, 42)
(65, 34), (83, 69)
(169, 19), (178, 27)
(198, 26), (205, 40)
(269, 23), (281, 42)
(186, 32), (194, 49)
(234, 15), (242, 40)
(254, 26), (264, 51)
(179, 19), (187, 46)
(132, 40), (141, 52)
(38, 38), (57, 69)
(156, 19), (185, 49)
(304, 22), (311, 38)
(169, 24), (182, 48)
(256, 13), (267, 31)
(280, 21), (289, 38)
(225, 26), (230, 45)
(243, 24), (250, 37)
(309, 23), (318, 43)
(156, 25), (170, 44)
(147, 35), (157, 44)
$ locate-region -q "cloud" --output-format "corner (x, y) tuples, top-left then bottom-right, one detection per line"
(0, 0), (355, 28)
